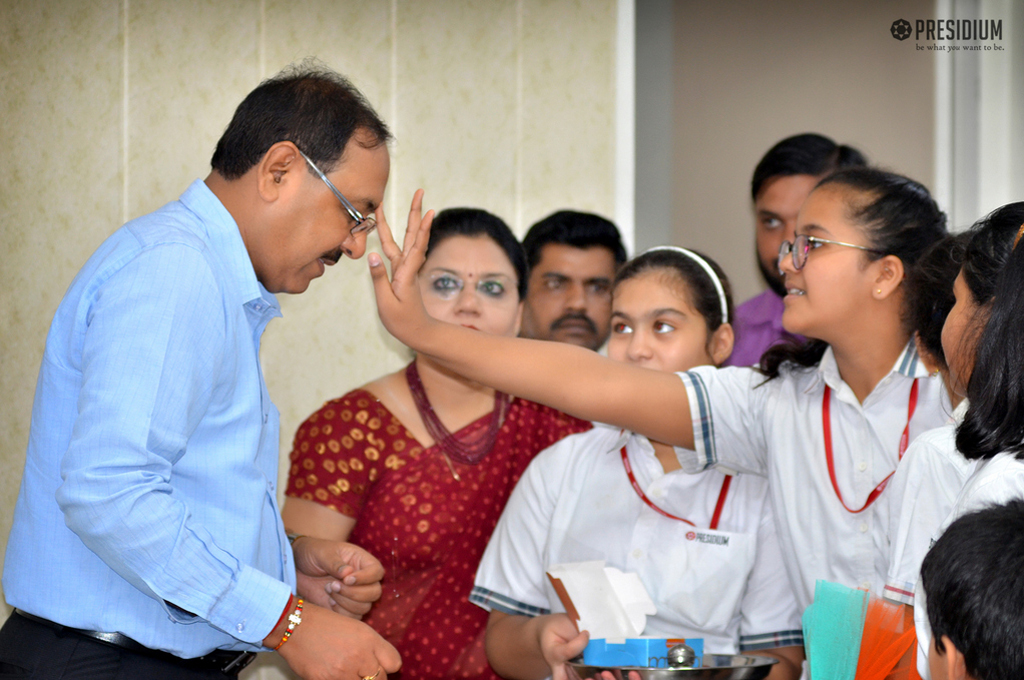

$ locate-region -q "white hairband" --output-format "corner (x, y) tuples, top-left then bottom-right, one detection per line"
(642, 246), (729, 323)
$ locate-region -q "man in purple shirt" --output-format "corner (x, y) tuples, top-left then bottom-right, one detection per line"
(724, 134), (867, 367)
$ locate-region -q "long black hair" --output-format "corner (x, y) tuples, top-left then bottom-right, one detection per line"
(955, 202), (1024, 460)
(759, 167), (947, 379)
(903, 233), (970, 371)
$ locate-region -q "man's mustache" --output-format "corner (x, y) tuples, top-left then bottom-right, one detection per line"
(550, 312), (597, 335)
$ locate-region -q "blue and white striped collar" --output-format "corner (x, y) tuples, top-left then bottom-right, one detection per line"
(809, 339), (926, 396)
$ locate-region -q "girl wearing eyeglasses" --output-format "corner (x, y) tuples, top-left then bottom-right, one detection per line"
(368, 167), (949, 619)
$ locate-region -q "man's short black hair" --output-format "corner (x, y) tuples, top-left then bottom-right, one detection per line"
(211, 58), (391, 180)
(521, 211), (626, 270)
(921, 499), (1024, 680)
(750, 133), (867, 201)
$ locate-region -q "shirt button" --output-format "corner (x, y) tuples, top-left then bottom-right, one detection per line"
(237, 621), (245, 632)
(861, 581), (871, 590)
(860, 522), (869, 533)
(632, 549), (643, 559)
(858, 461), (867, 472)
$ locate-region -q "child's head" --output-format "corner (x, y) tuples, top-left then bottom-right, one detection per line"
(953, 202), (1024, 460)
(902, 233), (969, 398)
(920, 499), (1024, 680)
(607, 247), (733, 373)
(761, 168), (947, 378)
(778, 167), (947, 343)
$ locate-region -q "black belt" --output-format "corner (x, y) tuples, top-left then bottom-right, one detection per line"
(14, 610), (257, 675)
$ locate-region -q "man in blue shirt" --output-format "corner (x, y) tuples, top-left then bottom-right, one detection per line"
(1, 63), (404, 679)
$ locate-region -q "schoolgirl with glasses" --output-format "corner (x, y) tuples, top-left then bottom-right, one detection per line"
(368, 167), (949, 623)
(471, 247), (803, 680)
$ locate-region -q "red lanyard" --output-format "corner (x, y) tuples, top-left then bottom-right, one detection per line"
(620, 446), (732, 530)
(822, 378), (919, 514)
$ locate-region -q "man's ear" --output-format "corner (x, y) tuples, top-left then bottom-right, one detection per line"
(872, 254), (905, 300)
(708, 322), (735, 367)
(941, 636), (972, 680)
(255, 141), (303, 202)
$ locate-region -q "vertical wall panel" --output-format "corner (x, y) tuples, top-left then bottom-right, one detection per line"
(0, 0), (123, 616)
(520, 0), (617, 231)
(393, 0), (519, 219)
(127, 0), (260, 219)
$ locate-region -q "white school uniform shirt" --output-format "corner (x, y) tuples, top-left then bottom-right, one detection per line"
(914, 450), (1024, 679)
(674, 342), (948, 611)
(883, 400), (971, 606)
(471, 424), (804, 654)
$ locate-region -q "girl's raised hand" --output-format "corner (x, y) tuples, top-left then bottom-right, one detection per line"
(368, 190), (435, 344)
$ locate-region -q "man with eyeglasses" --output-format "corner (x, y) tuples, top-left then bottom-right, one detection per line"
(1, 62), (402, 680)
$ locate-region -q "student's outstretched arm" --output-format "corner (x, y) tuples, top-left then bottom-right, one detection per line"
(367, 193), (695, 450)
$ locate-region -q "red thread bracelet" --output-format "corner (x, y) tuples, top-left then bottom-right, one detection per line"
(273, 598), (304, 651)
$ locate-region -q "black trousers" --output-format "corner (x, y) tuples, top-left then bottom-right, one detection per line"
(0, 614), (245, 680)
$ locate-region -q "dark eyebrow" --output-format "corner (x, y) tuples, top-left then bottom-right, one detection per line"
(757, 209), (783, 219)
(651, 307), (687, 317)
(428, 267), (512, 279)
(583, 277), (612, 286)
(800, 223), (830, 237)
(542, 272), (571, 281)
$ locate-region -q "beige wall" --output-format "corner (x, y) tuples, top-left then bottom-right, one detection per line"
(0, 4), (617, 675)
(670, 0), (937, 303)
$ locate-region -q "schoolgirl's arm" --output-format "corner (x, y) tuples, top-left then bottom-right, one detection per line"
(485, 610), (589, 680)
(367, 194), (695, 449)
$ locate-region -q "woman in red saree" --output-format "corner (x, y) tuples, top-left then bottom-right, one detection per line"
(283, 207), (590, 680)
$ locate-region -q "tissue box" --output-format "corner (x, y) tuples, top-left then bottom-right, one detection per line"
(583, 637), (704, 668)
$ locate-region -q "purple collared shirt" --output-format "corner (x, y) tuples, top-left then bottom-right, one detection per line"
(723, 289), (803, 367)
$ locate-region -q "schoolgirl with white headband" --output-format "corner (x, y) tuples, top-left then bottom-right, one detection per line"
(368, 167), (951, 652)
(471, 246), (804, 680)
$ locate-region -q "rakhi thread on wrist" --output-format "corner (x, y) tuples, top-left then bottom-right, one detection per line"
(273, 597), (304, 651)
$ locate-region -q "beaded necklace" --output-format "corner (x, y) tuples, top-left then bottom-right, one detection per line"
(405, 361), (511, 476)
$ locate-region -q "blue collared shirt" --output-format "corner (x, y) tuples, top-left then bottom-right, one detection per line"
(3, 180), (294, 657)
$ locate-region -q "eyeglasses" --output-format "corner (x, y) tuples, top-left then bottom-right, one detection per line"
(297, 149), (377, 236)
(778, 234), (884, 272)
(427, 272), (516, 303)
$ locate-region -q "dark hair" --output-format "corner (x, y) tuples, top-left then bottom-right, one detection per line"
(903, 233), (970, 371)
(750, 133), (867, 201)
(955, 202), (1024, 460)
(424, 208), (528, 300)
(921, 499), (1024, 680)
(522, 211), (627, 270)
(760, 167), (948, 379)
(211, 59), (391, 179)
(613, 247), (733, 332)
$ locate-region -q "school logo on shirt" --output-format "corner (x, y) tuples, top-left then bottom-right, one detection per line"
(685, 531), (729, 546)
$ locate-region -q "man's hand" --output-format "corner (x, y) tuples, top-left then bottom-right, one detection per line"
(293, 536), (383, 618)
(270, 601), (401, 680)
